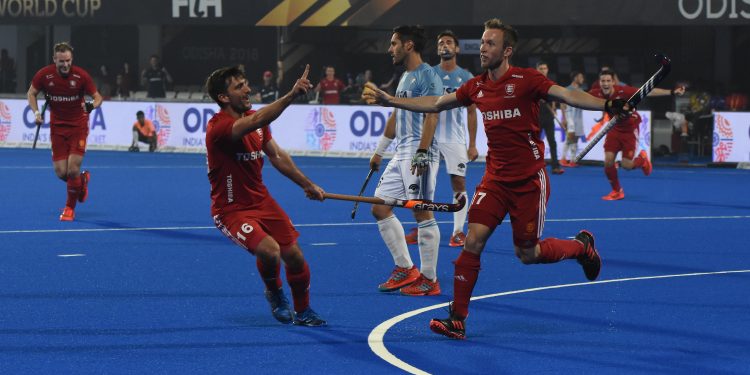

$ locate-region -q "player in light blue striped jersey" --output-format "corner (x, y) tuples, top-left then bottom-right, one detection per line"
(428, 30), (478, 248)
(369, 25), (445, 296)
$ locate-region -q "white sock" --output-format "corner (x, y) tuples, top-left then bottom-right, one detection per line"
(562, 142), (570, 160)
(132, 130), (139, 147)
(453, 191), (468, 235)
(571, 143), (578, 161)
(377, 215), (413, 269)
(417, 219), (440, 281)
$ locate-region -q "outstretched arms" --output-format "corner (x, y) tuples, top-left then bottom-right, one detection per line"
(362, 82), (461, 113)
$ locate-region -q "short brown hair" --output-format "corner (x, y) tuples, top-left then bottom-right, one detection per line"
(483, 19), (518, 49)
(205, 65), (246, 108)
(53, 42), (74, 54)
(437, 30), (459, 45)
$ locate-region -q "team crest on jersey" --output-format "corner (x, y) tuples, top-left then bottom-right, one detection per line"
(69, 80), (77, 88)
(477, 90), (484, 98)
(256, 128), (263, 141)
(49, 82), (55, 87)
(505, 84), (515, 96)
(408, 184), (420, 194)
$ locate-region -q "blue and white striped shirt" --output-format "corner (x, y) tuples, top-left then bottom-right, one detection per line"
(432, 65), (474, 144)
(393, 63), (444, 160)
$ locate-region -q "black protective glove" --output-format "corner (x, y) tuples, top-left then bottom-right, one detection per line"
(84, 101), (95, 113)
(604, 99), (630, 118)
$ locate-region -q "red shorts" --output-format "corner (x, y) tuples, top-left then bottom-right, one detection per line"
(51, 124), (88, 162)
(603, 129), (638, 160)
(468, 169), (550, 248)
(213, 206), (299, 254)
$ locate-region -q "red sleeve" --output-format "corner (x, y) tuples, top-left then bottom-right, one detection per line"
(81, 70), (97, 96)
(528, 69), (556, 101)
(622, 85), (639, 98)
(455, 79), (474, 106)
(210, 116), (234, 146)
(31, 69), (45, 91)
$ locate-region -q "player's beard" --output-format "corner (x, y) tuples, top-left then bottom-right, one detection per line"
(231, 96), (251, 114)
(482, 58), (502, 71)
(439, 49), (454, 61)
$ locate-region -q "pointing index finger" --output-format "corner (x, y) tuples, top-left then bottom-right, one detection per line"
(301, 64), (310, 80)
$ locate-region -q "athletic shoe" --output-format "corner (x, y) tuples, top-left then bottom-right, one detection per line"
(405, 227), (418, 245)
(378, 265), (420, 292)
(264, 288), (293, 324)
(78, 170), (90, 203)
(567, 162), (578, 168)
(400, 274), (441, 296)
(449, 231), (466, 247)
(639, 150), (653, 176)
(575, 230), (601, 281)
(59, 206), (75, 222)
(601, 189), (625, 201)
(293, 307), (327, 327)
(429, 303), (466, 340)
(551, 167), (565, 175)
(560, 159), (570, 167)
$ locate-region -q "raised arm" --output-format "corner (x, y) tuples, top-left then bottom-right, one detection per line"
(547, 85), (606, 112)
(648, 86), (685, 97)
(231, 64), (312, 140)
(263, 138), (324, 201)
(362, 82), (461, 113)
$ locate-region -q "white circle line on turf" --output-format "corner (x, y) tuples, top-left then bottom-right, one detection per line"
(0, 215), (748, 234)
(367, 269), (750, 375)
(57, 254), (85, 257)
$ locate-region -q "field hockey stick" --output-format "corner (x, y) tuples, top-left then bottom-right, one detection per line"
(325, 192), (466, 213)
(351, 168), (376, 219)
(573, 54), (672, 163)
(32, 94), (50, 149)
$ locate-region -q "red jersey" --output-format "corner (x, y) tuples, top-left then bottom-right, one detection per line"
(455, 66), (555, 182)
(31, 65), (96, 127)
(206, 109), (278, 216)
(588, 85), (642, 133)
(319, 78), (345, 104)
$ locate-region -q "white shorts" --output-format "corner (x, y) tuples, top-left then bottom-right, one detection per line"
(374, 158), (439, 201)
(437, 142), (469, 177)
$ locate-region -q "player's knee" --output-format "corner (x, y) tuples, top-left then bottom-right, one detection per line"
(515, 246), (537, 264)
(254, 240), (281, 262)
(371, 204), (391, 220)
(463, 234), (486, 254)
(280, 245), (304, 268)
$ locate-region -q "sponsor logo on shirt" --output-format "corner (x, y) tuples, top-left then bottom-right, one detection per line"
(236, 151), (265, 161)
(51, 95), (81, 102)
(512, 74), (524, 78)
(481, 108), (521, 121)
(226, 174), (234, 203)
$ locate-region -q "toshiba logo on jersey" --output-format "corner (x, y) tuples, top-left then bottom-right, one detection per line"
(172, 0), (222, 18)
(51, 95), (81, 102)
(482, 108), (521, 121)
(236, 151), (264, 161)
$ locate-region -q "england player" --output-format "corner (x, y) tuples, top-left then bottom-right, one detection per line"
(27, 42), (102, 221)
(370, 25), (444, 296)
(205, 65), (326, 326)
(363, 19), (632, 339)
(406, 30), (478, 248)
(589, 70), (684, 200)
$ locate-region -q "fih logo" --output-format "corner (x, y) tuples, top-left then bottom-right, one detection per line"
(306, 107), (337, 151)
(149, 105), (172, 147)
(713, 114), (734, 162)
(172, 0), (222, 18)
(0, 101), (11, 142)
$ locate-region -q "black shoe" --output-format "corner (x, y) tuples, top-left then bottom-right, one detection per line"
(293, 308), (326, 327)
(429, 303), (466, 340)
(576, 230), (601, 281)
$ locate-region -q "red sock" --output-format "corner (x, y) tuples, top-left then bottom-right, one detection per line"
(65, 175), (82, 208)
(286, 262), (310, 313)
(536, 238), (584, 263)
(632, 154), (645, 168)
(452, 250), (481, 319)
(604, 166), (621, 191)
(256, 257), (282, 291)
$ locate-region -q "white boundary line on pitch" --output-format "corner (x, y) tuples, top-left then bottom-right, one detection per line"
(0, 215), (748, 234)
(368, 269), (750, 375)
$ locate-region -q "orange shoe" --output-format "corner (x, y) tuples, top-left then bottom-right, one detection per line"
(560, 159), (570, 167)
(639, 150), (652, 176)
(59, 206), (75, 221)
(601, 189), (625, 201)
(378, 265), (420, 292)
(405, 227), (418, 245)
(567, 162), (578, 168)
(449, 231), (466, 247)
(551, 167), (565, 175)
(78, 170), (90, 203)
(400, 274), (441, 296)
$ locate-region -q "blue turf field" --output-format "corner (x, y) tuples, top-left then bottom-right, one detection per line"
(1, 148), (749, 374)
